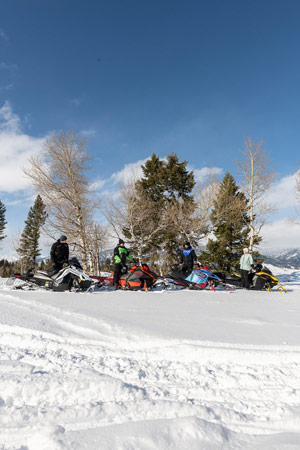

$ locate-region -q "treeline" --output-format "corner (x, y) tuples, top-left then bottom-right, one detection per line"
(1, 131), (298, 276)
(0, 258), (52, 278)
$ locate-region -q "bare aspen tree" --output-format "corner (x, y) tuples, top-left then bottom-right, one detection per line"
(236, 137), (276, 252)
(105, 177), (166, 264)
(24, 130), (102, 271)
(86, 222), (107, 275)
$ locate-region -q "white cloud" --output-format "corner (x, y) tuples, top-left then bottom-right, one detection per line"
(80, 129), (96, 137)
(266, 173), (298, 210)
(89, 178), (106, 191)
(0, 102), (46, 193)
(110, 158), (148, 185)
(260, 219), (300, 250)
(0, 101), (20, 133)
(192, 167), (223, 184)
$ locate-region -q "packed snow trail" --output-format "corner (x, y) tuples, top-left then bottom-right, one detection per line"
(0, 269), (300, 449)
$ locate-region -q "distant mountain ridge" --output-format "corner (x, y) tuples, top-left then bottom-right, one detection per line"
(261, 248), (300, 269)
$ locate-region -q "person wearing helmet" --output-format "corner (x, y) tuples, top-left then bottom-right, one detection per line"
(50, 234), (69, 275)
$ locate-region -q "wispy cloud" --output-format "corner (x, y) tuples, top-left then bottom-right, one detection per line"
(0, 30), (8, 41)
(80, 128), (96, 137)
(0, 62), (18, 71)
(89, 178), (106, 191)
(0, 83), (13, 92)
(192, 166), (223, 184)
(0, 101), (46, 193)
(110, 158), (148, 185)
(70, 95), (86, 107)
(0, 101), (20, 133)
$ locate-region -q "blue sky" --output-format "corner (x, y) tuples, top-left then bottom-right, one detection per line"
(1, 0), (300, 256)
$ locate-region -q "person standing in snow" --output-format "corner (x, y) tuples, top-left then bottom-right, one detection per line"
(239, 248), (254, 289)
(179, 242), (197, 273)
(113, 239), (134, 287)
(50, 235), (69, 275)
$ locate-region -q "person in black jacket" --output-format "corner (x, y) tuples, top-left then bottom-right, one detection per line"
(113, 238), (133, 287)
(50, 235), (69, 275)
(180, 242), (197, 273)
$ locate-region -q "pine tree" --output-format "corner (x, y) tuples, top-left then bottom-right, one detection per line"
(0, 200), (7, 244)
(200, 172), (251, 273)
(137, 154), (165, 204)
(17, 195), (47, 270)
(136, 152), (195, 265)
(163, 153), (195, 201)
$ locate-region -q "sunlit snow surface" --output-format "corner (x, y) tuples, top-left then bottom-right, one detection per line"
(0, 265), (300, 449)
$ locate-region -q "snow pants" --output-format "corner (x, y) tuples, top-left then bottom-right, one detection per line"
(241, 269), (250, 289)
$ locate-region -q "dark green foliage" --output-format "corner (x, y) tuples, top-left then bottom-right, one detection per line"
(163, 153), (195, 201)
(0, 259), (15, 277)
(101, 257), (113, 272)
(134, 153), (195, 268)
(137, 154), (165, 204)
(0, 200), (7, 243)
(39, 259), (52, 271)
(137, 153), (195, 203)
(200, 172), (251, 273)
(17, 195), (47, 270)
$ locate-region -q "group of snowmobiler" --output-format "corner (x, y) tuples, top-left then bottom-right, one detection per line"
(112, 239), (278, 289)
(14, 234), (284, 293)
(112, 239), (198, 289)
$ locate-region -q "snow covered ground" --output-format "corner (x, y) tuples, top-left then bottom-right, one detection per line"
(0, 265), (300, 450)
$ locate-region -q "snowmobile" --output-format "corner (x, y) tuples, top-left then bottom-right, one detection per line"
(118, 263), (159, 290)
(225, 265), (287, 293)
(11, 257), (95, 292)
(166, 264), (193, 288)
(168, 264), (234, 291)
(94, 263), (185, 291)
(185, 266), (235, 291)
(251, 265), (287, 292)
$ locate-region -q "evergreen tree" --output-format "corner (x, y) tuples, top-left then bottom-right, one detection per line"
(137, 154), (165, 204)
(163, 153), (195, 201)
(0, 200), (7, 245)
(200, 172), (251, 273)
(17, 195), (47, 270)
(137, 153), (195, 203)
(135, 153), (195, 265)
(39, 259), (52, 271)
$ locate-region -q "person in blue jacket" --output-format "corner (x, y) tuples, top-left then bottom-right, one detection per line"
(179, 242), (197, 274)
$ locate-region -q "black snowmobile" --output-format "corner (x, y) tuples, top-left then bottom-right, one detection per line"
(12, 257), (95, 292)
(225, 264), (286, 292)
(166, 264), (192, 288)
